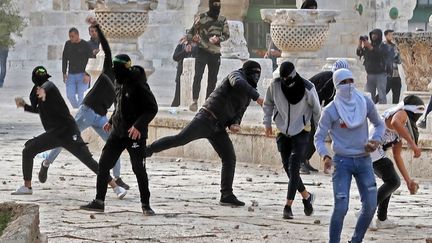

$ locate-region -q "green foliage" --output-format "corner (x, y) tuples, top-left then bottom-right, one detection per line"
(0, 0), (26, 48)
(0, 211), (12, 236)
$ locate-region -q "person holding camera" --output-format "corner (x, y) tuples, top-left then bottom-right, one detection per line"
(357, 29), (392, 104)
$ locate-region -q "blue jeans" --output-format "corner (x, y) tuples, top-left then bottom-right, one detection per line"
(46, 105), (121, 177)
(329, 155), (377, 243)
(66, 73), (88, 108)
(0, 47), (9, 87)
(366, 73), (387, 104)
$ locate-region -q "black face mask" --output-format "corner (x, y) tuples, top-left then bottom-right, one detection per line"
(32, 75), (47, 86)
(113, 64), (131, 85)
(246, 72), (260, 87)
(406, 110), (421, 144)
(208, 2), (221, 18)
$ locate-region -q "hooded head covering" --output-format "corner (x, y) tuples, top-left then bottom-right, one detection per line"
(300, 0), (318, 9)
(113, 54), (132, 84)
(279, 61), (305, 104)
(241, 60), (261, 88)
(32, 66), (51, 86)
(333, 68), (367, 129)
(332, 59), (349, 72)
(208, 0), (221, 18)
(383, 95), (425, 144)
(369, 28), (383, 46)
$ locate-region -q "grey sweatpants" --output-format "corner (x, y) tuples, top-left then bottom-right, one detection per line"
(366, 73), (387, 104)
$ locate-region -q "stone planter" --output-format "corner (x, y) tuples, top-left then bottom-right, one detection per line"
(89, 0), (158, 76)
(260, 9), (339, 57)
(393, 32), (432, 91)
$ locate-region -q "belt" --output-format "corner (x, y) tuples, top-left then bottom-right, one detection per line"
(201, 107), (218, 120)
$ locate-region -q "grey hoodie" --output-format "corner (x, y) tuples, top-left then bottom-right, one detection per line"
(263, 78), (321, 136)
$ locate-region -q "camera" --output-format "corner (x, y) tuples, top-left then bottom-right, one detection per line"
(359, 35), (369, 41)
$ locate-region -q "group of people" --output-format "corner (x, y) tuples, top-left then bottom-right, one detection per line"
(9, 0), (425, 242)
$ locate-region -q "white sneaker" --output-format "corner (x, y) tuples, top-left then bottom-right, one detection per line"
(375, 218), (398, 229)
(11, 186), (33, 195)
(113, 186), (127, 199)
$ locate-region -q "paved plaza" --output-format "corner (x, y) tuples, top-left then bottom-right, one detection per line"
(0, 72), (431, 243)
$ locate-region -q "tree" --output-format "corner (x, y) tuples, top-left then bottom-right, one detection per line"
(0, 0), (26, 48)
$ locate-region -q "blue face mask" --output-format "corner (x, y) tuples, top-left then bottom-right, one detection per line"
(336, 83), (355, 99)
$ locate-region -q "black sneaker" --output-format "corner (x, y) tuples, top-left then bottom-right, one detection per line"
(305, 160), (319, 172)
(302, 193), (314, 216)
(38, 161), (49, 183)
(145, 145), (153, 158)
(80, 199), (105, 212)
(300, 162), (310, 175)
(219, 194), (245, 206)
(283, 205), (293, 219)
(115, 177), (130, 190)
(142, 204), (155, 216)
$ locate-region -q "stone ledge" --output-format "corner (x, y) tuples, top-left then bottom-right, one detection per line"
(0, 202), (44, 243)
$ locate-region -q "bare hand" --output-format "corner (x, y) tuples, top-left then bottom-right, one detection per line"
(103, 122), (112, 132)
(36, 87), (46, 102)
(265, 127), (273, 137)
(83, 74), (91, 84)
(229, 124), (241, 133)
(365, 140), (380, 152)
(63, 74), (68, 83)
(14, 97), (26, 108)
(323, 157), (333, 174)
(86, 16), (98, 26)
(209, 35), (219, 44)
(92, 49), (100, 56)
(407, 179), (419, 195)
(256, 97), (264, 107)
(412, 145), (421, 158)
(128, 126), (141, 140)
(264, 52), (269, 58)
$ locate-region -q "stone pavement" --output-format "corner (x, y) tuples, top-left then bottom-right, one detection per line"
(1, 72), (432, 243)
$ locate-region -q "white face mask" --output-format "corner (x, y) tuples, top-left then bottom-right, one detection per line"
(336, 83), (355, 99)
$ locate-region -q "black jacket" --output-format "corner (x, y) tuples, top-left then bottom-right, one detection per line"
(109, 66), (158, 138)
(82, 24), (116, 116)
(309, 71), (334, 106)
(173, 43), (197, 83)
(202, 70), (260, 127)
(24, 81), (78, 136)
(356, 29), (392, 74)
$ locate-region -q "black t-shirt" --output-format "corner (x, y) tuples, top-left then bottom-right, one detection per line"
(62, 40), (92, 74)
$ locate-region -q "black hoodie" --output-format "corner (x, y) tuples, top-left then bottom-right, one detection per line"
(109, 66), (158, 139)
(24, 81), (78, 136)
(356, 29), (391, 74)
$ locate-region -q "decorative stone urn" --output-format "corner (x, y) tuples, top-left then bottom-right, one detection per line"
(87, 0), (158, 76)
(260, 9), (339, 58)
(393, 32), (432, 92)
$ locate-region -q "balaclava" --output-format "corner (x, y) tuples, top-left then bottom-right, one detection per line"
(208, 0), (221, 19)
(279, 61), (305, 104)
(113, 54), (132, 84)
(31, 66), (51, 86)
(241, 60), (261, 88)
(403, 95), (425, 144)
(300, 0), (318, 9)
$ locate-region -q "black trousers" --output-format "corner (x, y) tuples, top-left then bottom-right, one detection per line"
(276, 131), (309, 200)
(22, 129), (100, 181)
(386, 76), (401, 104)
(96, 133), (150, 204)
(192, 49), (221, 100)
(148, 110), (236, 196)
(305, 119), (316, 161)
(373, 157), (401, 221)
(171, 65), (183, 107)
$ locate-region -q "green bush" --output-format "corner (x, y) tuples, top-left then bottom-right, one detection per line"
(0, 211), (12, 236)
(0, 0), (26, 48)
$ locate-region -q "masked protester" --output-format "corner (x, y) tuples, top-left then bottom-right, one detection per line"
(300, 0), (318, 9)
(368, 95), (423, 230)
(12, 66), (126, 198)
(314, 68), (385, 243)
(80, 53), (158, 215)
(263, 61), (321, 219)
(187, 0), (230, 112)
(40, 19), (129, 190)
(146, 60), (264, 207)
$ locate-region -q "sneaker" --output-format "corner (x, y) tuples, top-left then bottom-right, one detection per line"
(189, 101), (198, 112)
(375, 218), (398, 229)
(11, 186), (33, 195)
(142, 204), (155, 216)
(219, 194), (245, 206)
(115, 177), (130, 190)
(418, 119), (427, 129)
(80, 199), (105, 212)
(283, 205), (293, 219)
(38, 161), (49, 183)
(302, 193), (314, 216)
(113, 186), (127, 199)
(300, 162), (310, 175)
(304, 160), (319, 172)
(145, 145), (153, 158)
